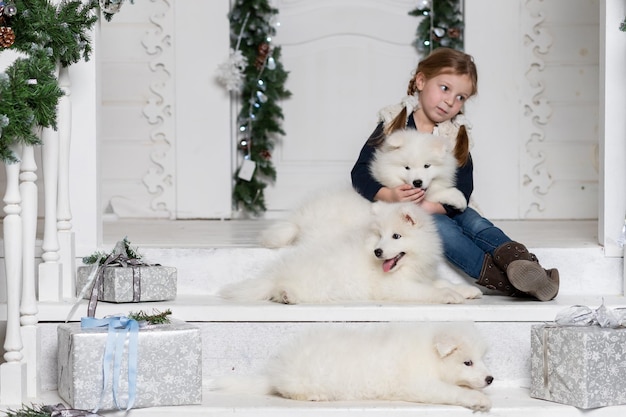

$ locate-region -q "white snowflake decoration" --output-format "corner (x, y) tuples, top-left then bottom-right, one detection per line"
(216, 48), (248, 92)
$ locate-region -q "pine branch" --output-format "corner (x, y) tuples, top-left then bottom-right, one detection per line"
(128, 308), (172, 325)
(82, 237), (143, 265)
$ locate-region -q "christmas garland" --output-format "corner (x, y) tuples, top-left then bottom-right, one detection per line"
(0, 0), (97, 162)
(0, 46), (62, 162)
(0, 0), (129, 163)
(218, 0), (291, 216)
(409, 0), (464, 53)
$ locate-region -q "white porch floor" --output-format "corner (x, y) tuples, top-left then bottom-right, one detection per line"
(102, 218), (601, 249)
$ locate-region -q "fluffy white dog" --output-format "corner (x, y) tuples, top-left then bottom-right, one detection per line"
(260, 130), (466, 249)
(211, 322), (493, 412)
(220, 201), (481, 304)
(371, 129), (467, 211)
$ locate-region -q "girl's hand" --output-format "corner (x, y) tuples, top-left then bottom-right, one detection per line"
(376, 184), (425, 203)
(419, 199), (446, 214)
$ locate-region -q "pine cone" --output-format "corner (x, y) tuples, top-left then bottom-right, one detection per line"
(255, 42), (271, 70)
(0, 26), (15, 48)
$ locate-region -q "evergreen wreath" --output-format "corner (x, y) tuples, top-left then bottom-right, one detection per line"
(224, 0), (291, 216)
(409, 0), (464, 53)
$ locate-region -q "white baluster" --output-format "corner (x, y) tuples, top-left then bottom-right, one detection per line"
(0, 144), (26, 405)
(57, 65), (76, 300)
(20, 142), (40, 398)
(39, 124), (62, 302)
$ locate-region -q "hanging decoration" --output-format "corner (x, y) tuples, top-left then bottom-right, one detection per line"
(0, 0), (126, 163)
(409, 0), (464, 54)
(99, 0), (134, 22)
(218, 0), (291, 216)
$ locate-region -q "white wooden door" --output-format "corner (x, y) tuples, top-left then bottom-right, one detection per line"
(264, 0), (419, 215)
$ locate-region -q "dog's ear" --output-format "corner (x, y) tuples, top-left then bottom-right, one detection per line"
(400, 203), (422, 227)
(382, 130), (408, 151)
(434, 333), (459, 358)
(399, 205), (420, 227)
(430, 135), (451, 159)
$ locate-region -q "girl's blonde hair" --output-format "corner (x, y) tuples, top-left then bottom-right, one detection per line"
(380, 48), (478, 166)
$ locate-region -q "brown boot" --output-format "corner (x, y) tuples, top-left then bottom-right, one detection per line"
(492, 241), (559, 301)
(475, 254), (528, 297)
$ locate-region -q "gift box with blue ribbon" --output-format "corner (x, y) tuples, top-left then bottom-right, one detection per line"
(57, 316), (202, 411)
(530, 303), (626, 409)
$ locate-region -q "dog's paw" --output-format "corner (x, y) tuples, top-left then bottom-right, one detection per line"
(259, 221), (300, 248)
(443, 196), (467, 211)
(429, 189), (467, 211)
(273, 289), (298, 304)
(461, 390), (492, 412)
(439, 288), (466, 304)
(455, 285), (483, 299)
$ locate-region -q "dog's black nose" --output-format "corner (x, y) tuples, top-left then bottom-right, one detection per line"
(413, 179), (422, 188)
(485, 376), (494, 385)
(374, 248), (382, 258)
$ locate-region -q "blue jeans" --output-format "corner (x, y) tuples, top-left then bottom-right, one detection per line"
(432, 207), (512, 279)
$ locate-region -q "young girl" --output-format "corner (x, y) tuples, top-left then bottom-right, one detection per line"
(351, 47), (559, 301)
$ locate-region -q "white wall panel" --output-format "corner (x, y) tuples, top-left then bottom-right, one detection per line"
(96, 0), (604, 221)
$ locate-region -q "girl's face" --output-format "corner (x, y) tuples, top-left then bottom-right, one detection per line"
(414, 71), (473, 124)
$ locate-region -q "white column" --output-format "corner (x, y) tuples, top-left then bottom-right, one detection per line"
(0, 144), (26, 405)
(599, 0), (626, 262)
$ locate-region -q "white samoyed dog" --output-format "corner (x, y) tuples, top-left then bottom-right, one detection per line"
(260, 129), (466, 249)
(371, 129), (467, 211)
(220, 201), (481, 304)
(210, 322), (493, 412)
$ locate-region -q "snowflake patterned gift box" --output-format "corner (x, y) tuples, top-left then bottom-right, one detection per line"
(57, 318), (202, 411)
(530, 323), (626, 408)
(76, 264), (177, 303)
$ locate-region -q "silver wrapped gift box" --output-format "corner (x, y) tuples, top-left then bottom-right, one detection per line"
(57, 319), (202, 410)
(76, 265), (177, 303)
(530, 324), (626, 409)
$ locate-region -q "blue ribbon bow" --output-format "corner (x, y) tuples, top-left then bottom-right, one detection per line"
(81, 315), (139, 412)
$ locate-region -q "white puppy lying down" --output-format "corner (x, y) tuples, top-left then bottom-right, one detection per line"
(210, 322), (493, 412)
(220, 201), (482, 304)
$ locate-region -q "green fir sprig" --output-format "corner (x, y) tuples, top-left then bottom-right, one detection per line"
(128, 308), (172, 325)
(4, 404), (50, 417)
(4, 403), (102, 417)
(82, 237), (142, 265)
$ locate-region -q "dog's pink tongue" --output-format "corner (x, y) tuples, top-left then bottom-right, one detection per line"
(382, 259), (395, 273)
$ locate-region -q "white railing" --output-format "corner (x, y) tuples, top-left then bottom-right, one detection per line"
(0, 62), (75, 406)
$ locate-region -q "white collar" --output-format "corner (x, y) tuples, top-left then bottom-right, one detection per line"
(377, 95), (474, 149)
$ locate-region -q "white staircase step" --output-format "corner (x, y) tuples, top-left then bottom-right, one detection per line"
(25, 386), (626, 416)
(35, 293), (626, 323)
(128, 245), (622, 297)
